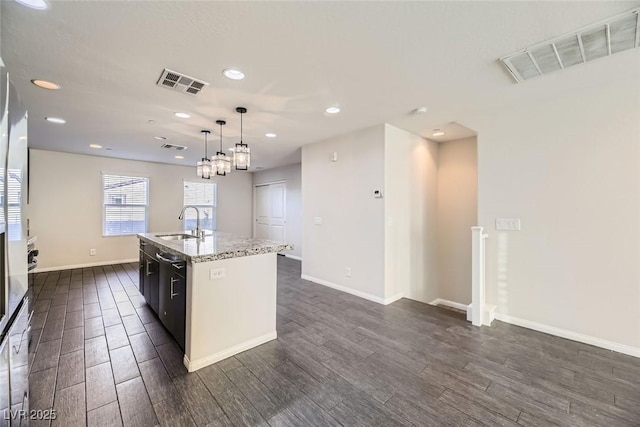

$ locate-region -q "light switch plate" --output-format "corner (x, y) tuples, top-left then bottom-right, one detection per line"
(496, 218), (521, 231)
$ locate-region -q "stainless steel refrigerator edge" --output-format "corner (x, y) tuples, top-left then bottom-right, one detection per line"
(0, 55), (31, 426)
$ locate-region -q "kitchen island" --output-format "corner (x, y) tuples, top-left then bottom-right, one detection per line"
(137, 231), (292, 372)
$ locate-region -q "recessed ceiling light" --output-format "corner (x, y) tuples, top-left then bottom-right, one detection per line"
(89, 144), (102, 149)
(325, 106), (341, 114)
(175, 155), (184, 159)
(414, 107), (428, 114)
(154, 136), (167, 140)
(45, 117), (65, 124)
(432, 129), (445, 137)
(15, 0), (48, 10)
(31, 79), (60, 90)
(222, 68), (245, 80)
(265, 133), (277, 138)
(174, 112), (190, 119)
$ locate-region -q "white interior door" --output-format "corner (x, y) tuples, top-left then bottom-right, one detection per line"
(254, 182), (286, 242)
(255, 185), (270, 239)
(269, 183), (286, 242)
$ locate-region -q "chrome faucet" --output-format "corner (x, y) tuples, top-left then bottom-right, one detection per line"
(178, 205), (204, 239)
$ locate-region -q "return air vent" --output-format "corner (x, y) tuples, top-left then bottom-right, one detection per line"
(501, 8), (639, 83)
(156, 68), (209, 95)
(161, 143), (187, 151)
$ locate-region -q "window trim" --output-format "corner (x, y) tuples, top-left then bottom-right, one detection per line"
(102, 173), (150, 237)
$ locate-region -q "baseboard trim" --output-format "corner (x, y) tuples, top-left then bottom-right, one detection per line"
(34, 258), (139, 273)
(284, 254), (302, 261)
(463, 303), (497, 326)
(301, 274), (399, 305)
(431, 299), (495, 326)
(429, 298), (469, 311)
(184, 331), (278, 372)
(384, 292), (404, 305)
(494, 312), (640, 359)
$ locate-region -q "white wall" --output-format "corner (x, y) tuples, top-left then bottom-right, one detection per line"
(384, 124), (439, 303)
(301, 125), (386, 301)
(437, 137), (477, 304)
(470, 77), (640, 350)
(28, 150), (253, 270)
(253, 163), (302, 259)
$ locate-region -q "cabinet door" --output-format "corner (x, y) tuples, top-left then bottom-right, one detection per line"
(138, 250), (145, 296)
(158, 261), (171, 330)
(169, 274), (186, 351)
(143, 254), (160, 314)
(158, 262), (186, 351)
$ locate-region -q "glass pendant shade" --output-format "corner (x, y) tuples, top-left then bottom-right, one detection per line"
(214, 120), (230, 176)
(212, 153), (231, 175)
(234, 107), (251, 171)
(197, 130), (212, 179)
(197, 158), (213, 179)
(233, 143), (251, 170)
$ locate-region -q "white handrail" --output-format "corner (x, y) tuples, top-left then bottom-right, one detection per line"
(471, 226), (488, 327)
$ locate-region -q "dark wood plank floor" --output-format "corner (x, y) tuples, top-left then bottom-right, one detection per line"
(28, 256), (640, 426)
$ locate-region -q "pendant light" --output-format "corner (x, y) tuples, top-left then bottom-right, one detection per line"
(212, 120), (231, 176)
(197, 130), (212, 179)
(234, 107), (251, 170)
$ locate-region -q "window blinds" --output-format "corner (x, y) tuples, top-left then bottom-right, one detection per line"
(103, 174), (149, 236)
(183, 182), (216, 232)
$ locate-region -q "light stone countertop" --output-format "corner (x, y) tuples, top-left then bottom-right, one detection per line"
(137, 231), (293, 263)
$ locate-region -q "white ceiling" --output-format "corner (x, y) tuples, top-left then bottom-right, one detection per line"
(2, 1), (639, 170)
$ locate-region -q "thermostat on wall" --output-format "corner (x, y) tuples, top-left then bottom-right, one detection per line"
(373, 189), (383, 198)
(496, 218), (521, 231)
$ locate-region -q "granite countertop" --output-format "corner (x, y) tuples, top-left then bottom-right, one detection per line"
(137, 231), (293, 263)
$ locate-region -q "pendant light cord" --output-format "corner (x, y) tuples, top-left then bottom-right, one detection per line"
(219, 122), (223, 153)
(204, 132), (208, 158)
(240, 110), (243, 144)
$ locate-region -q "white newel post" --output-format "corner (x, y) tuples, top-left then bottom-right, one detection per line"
(471, 226), (488, 327)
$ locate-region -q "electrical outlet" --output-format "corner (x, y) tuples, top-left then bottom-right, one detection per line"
(210, 268), (225, 280)
(89, 249), (96, 256)
(345, 267), (352, 277)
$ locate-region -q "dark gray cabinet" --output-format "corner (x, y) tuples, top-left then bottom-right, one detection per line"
(158, 259), (186, 351)
(141, 252), (160, 314)
(139, 242), (186, 352)
(139, 242), (160, 315)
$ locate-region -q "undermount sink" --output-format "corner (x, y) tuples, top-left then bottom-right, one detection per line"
(157, 233), (198, 241)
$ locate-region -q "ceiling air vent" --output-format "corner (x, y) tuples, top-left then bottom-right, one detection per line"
(161, 143), (187, 151)
(156, 68), (209, 95)
(501, 8), (639, 83)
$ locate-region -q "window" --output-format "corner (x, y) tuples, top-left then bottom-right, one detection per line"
(103, 174), (149, 236)
(183, 182), (216, 232)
